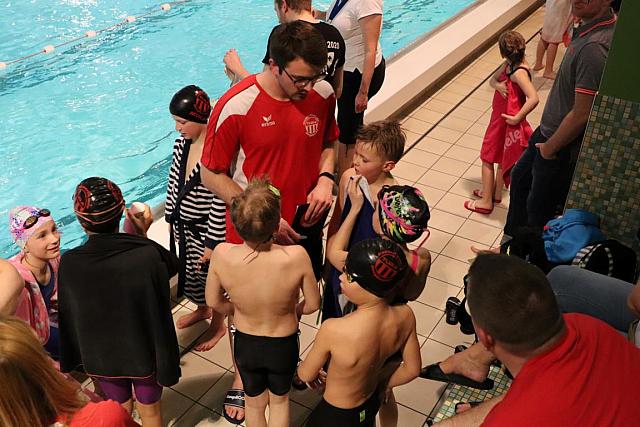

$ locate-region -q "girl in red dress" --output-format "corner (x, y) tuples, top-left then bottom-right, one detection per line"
(464, 31), (539, 215)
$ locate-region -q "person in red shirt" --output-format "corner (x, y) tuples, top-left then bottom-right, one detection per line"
(437, 254), (640, 427)
(200, 21), (338, 424)
(0, 316), (138, 427)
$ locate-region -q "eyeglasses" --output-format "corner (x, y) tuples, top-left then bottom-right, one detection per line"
(281, 67), (326, 89)
(23, 209), (51, 229)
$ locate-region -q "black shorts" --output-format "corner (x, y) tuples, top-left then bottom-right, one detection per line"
(337, 58), (386, 145)
(307, 393), (381, 427)
(233, 330), (299, 397)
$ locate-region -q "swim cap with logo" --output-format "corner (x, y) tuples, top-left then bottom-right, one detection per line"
(73, 177), (125, 233)
(169, 85), (211, 124)
(377, 185), (430, 244)
(344, 238), (408, 298)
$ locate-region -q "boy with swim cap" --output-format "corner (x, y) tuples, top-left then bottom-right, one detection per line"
(58, 177), (181, 427)
(299, 238), (421, 427)
(205, 180), (321, 427)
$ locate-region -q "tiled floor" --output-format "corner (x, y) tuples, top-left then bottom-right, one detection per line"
(151, 7), (561, 427)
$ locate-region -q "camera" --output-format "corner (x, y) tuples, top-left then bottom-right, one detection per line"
(444, 275), (475, 335)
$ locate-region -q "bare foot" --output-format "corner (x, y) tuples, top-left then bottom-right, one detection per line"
(439, 347), (492, 383)
(471, 245), (500, 254)
(225, 374), (245, 423)
(543, 71), (556, 80)
(532, 63), (544, 71)
(193, 318), (227, 352)
(176, 306), (211, 330)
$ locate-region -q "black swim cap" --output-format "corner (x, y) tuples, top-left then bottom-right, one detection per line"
(73, 177), (125, 233)
(377, 185), (430, 244)
(344, 239), (408, 298)
(169, 85), (211, 124)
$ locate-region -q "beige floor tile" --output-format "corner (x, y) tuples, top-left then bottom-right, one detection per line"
(463, 66), (492, 79)
(402, 148), (440, 169)
(473, 60), (500, 73)
(433, 89), (465, 105)
(445, 79), (476, 93)
(453, 73), (484, 86)
(195, 335), (235, 370)
(441, 236), (487, 264)
(422, 98), (456, 114)
(392, 160), (428, 182)
(443, 145), (478, 164)
(289, 385), (323, 410)
(418, 170), (458, 191)
(394, 339), (452, 414)
(414, 183), (447, 207)
(466, 122), (487, 137)
(449, 105), (485, 122)
(456, 219), (502, 246)
(468, 206), (508, 229)
(173, 403), (236, 426)
(409, 301), (443, 338)
(417, 276), (461, 310)
(422, 227), (453, 253)
(429, 316), (476, 348)
(395, 177), (412, 186)
(404, 130), (423, 146)
(430, 157), (470, 178)
(391, 404), (429, 427)
(403, 117), (433, 134)
(173, 307), (211, 348)
(461, 164), (482, 183)
(298, 322), (318, 354)
(460, 96), (491, 112)
(428, 209), (466, 234)
(163, 387), (197, 426)
(434, 193), (472, 219)
(428, 126), (463, 144)
(172, 352), (228, 401)
(428, 255), (469, 287)
(448, 177), (480, 199)
(439, 115), (474, 133)
(300, 310), (321, 329)
(413, 107), (445, 124)
(455, 133), (484, 150)
(415, 137), (452, 155)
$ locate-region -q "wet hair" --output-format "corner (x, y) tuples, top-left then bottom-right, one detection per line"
(356, 120), (406, 163)
(466, 254), (564, 355)
(275, 0), (312, 11)
(268, 21), (328, 71)
(0, 317), (84, 426)
(498, 30), (526, 66)
(230, 179), (281, 243)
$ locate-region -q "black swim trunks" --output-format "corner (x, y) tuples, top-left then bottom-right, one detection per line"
(307, 392), (381, 427)
(233, 330), (299, 397)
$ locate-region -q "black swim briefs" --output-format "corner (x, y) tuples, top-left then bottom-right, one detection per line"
(233, 329), (299, 397)
(307, 392), (381, 427)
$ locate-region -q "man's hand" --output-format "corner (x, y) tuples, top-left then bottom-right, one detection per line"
(274, 218), (301, 245)
(305, 178), (333, 225)
(494, 81), (508, 98)
(501, 113), (521, 126)
(535, 142), (557, 160)
(355, 91), (369, 113)
(125, 204), (153, 236)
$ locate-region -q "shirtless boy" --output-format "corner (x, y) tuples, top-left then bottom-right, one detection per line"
(299, 238), (421, 426)
(206, 180), (321, 427)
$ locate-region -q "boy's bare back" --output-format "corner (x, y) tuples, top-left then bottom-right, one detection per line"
(320, 303), (416, 408)
(211, 242), (314, 337)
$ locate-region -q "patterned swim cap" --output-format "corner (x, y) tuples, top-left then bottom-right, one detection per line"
(9, 206), (54, 250)
(377, 185), (430, 244)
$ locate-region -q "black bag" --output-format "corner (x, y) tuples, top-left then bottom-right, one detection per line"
(572, 239), (638, 284)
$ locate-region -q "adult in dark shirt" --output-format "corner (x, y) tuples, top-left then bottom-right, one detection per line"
(504, 0), (617, 237)
(223, 0), (345, 96)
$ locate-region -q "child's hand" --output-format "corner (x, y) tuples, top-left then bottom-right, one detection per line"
(501, 113), (521, 126)
(495, 81), (508, 98)
(197, 247), (213, 271)
(347, 175), (365, 210)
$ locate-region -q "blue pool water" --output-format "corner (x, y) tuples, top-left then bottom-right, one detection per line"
(1, 0), (475, 256)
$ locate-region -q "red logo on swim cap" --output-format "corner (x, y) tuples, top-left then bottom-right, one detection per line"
(193, 91), (211, 117)
(371, 250), (403, 282)
(74, 185), (91, 213)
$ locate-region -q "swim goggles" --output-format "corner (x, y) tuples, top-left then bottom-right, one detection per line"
(23, 209), (51, 229)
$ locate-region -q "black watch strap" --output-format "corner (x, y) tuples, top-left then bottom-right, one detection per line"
(319, 172), (336, 182)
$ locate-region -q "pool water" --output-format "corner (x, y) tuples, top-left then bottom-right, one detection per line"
(0, 0), (475, 256)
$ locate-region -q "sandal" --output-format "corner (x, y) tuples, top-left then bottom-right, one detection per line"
(472, 189), (502, 204)
(455, 401), (483, 413)
(464, 200), (493, 215)
(222, 388), (245, 425)
(419, 363), (494, 390)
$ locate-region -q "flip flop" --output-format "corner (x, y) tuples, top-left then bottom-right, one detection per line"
(222, 389), (245, 425)
(419, 363), (494, 390)
(464, 200), (493, 215)
(472, 189), (501, 204)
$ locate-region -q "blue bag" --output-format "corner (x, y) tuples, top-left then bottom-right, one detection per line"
(542, 209), (605, 263)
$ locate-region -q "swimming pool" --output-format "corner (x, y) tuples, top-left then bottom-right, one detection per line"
(0, 0), (475, 256)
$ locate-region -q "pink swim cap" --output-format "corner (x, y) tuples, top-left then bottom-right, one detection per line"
(9, 206), (54, 250)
